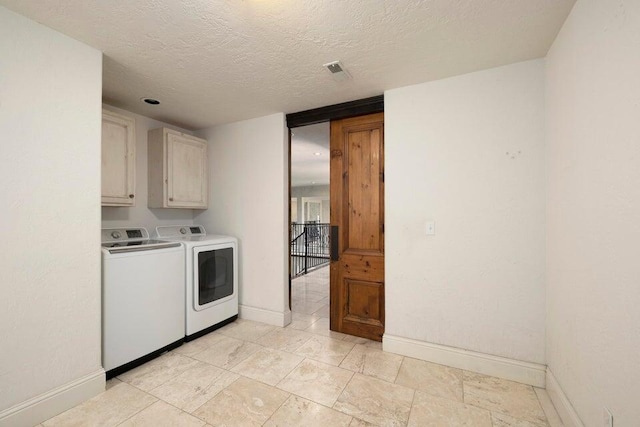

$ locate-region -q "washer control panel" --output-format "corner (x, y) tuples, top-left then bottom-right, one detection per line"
(102, 227), (149, 243)
(155, 225), (205, 238)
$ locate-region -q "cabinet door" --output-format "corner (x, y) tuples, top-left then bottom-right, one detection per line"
(166, 133), (207, 208)
(102, 110), (135, 206)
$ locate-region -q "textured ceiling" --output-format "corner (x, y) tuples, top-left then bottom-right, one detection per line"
(0, 0), (575, 130)
(291, 122), (329, 187)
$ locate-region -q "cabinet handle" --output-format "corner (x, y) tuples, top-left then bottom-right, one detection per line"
(129, 194), (134, 198)
(169, 197), (174, 201)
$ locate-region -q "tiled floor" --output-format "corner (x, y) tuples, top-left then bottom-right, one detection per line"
(40, 266), (563, 426)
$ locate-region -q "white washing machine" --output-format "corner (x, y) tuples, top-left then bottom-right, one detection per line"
(101, 227), (185, 378)
(155, 225), (238, 340)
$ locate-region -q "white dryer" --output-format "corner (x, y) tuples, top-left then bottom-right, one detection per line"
(155, 225), (238, 340)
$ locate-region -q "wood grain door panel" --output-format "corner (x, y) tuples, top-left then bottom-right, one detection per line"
(330, 112), (384, 341)
(343, 279), (384, 324)
(346, 127), (383, 252)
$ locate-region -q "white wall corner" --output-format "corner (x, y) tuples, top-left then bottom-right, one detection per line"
(545, 369), (585, 427)
(239, 304), (291, 327)
(0, 369), (105, 427)
(383, 334), (546, 388)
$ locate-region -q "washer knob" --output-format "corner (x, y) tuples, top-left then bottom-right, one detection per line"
(111, 231), (121, 239)
(180, 227), (187, 235)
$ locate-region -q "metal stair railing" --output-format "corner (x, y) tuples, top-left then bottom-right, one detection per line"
(290, 222), (330, 278)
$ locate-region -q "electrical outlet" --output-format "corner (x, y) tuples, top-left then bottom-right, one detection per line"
(603, 407), (613, 427)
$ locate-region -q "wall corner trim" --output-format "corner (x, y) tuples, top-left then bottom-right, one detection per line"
(383, 334), (546, 387)
(239, 304), (291, 327)
(0, 368), (105, 427)
(545, 368), (585, 427)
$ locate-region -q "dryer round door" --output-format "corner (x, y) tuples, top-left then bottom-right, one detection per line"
(193, 244), (235, 311)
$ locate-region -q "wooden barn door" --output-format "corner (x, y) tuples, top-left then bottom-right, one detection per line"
(330, 112), (385, 341)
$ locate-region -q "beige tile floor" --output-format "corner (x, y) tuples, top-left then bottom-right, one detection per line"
(41, 266), (564, 426)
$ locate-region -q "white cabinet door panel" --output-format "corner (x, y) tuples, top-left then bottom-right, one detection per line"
(102, 110), (135, 206)
(167, 134), (207, 208)
(148, 128), (208, 209)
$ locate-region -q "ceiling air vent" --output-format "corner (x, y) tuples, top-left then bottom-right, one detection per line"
(323, 61), (351, 81)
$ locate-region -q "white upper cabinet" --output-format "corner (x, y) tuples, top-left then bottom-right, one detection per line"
(102, 109), (136, 206)
(148, 128), (208, 209)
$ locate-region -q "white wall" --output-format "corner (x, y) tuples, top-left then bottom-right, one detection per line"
(291, 184), (329, 198)
(195, 113), (289, 326)
(291, 185), (330, 223)
(0, 5), (104, 424)
(385, 60), (546, 364)
(101, 105), (196, 230)
(545, 0), (640, 424)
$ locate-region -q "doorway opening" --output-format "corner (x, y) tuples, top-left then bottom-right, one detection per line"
(289, 123), (331, 324)
(287, 96), (385, 341)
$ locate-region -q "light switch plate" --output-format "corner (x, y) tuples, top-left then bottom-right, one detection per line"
(426, 221), (435, 235)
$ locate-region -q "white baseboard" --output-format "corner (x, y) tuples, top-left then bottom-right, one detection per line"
(383, 334), (546, 388)
(239, 304), (291, 327)
(534, 387), (566, 427)
(283, 309), (292, 326)
(0, 369), (105, 427)
(546, 368), (584, 427)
